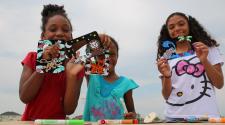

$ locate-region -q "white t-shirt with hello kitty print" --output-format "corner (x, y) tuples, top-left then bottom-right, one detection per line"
(165, 47), (224, 119)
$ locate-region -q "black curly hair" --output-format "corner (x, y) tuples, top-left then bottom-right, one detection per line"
(41, 4), (73, 32)
(156, 12), (219, 60)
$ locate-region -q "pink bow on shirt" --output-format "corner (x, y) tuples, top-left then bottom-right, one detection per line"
(175, 60), (205, 77)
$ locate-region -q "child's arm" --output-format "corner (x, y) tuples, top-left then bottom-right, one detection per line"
(202, 63), (224, 89)
(157, 58), (172, 100)
(123, 90), (136, 119)
(194, 42), (224, 89)
(64, 57), (84, 115)
(19, 45), (60, 103)
(161, 77), (172, 100)
(19, 65), (45, 104)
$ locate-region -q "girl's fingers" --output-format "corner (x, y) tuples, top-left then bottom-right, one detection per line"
(76, 51), (80, 58)
(160, 64), (169, 70)
(43, 45), (60, 59)
(47, 53), (52, 59)
(68, 56), (75, 63)
(193, 42), (207, 48)
(43, 49), (51, 59)
(157, 61), (165, 68)
(157, 61), (164, 67)
(100, 34), (111, 48)
(195, 43), (206, 48)
(202, 48), (208, 51)
(199, 46), (207, 51)
(48, 45), (60, 58)
(53, 44), (60, 50)
(157, 58), (167, 66)
(104, 34), (108, 43)
(158, 63), (168, 71)
(194, 45), (208, 52)
(99, 34), (107, 43)
(49, 51), (58, 58)
(124, 112), (136, 119)
(52, 50), (59, 58)
(106, 37), (111, 48)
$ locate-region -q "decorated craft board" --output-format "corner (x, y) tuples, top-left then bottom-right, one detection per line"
(36, 31), (109, 75)
(161, 36), (194, 60)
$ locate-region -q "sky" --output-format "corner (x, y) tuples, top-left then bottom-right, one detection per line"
(0, 0), (225, 118)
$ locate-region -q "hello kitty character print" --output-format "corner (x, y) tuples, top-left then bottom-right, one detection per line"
(165, 47), (223, 118)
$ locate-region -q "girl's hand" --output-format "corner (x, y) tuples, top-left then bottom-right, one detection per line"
(99, 34), (112, 49)
(124, 112), (136, 119)
(157, 58), (171, 77)
(43, 44), (60, 60)
(66, 56), (84, 78)
(193, 42), (209, 63)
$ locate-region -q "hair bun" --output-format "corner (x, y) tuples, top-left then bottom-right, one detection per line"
(41, 4), (65, 17)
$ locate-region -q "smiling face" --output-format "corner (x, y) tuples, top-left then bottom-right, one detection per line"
(167, 15), (190, 39)
(107, 42), (118, 74)
(42, 15), (72, 41)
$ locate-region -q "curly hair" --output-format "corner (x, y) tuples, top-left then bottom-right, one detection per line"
(156, 12), (219, 60)
(41, 4), (73, 32)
